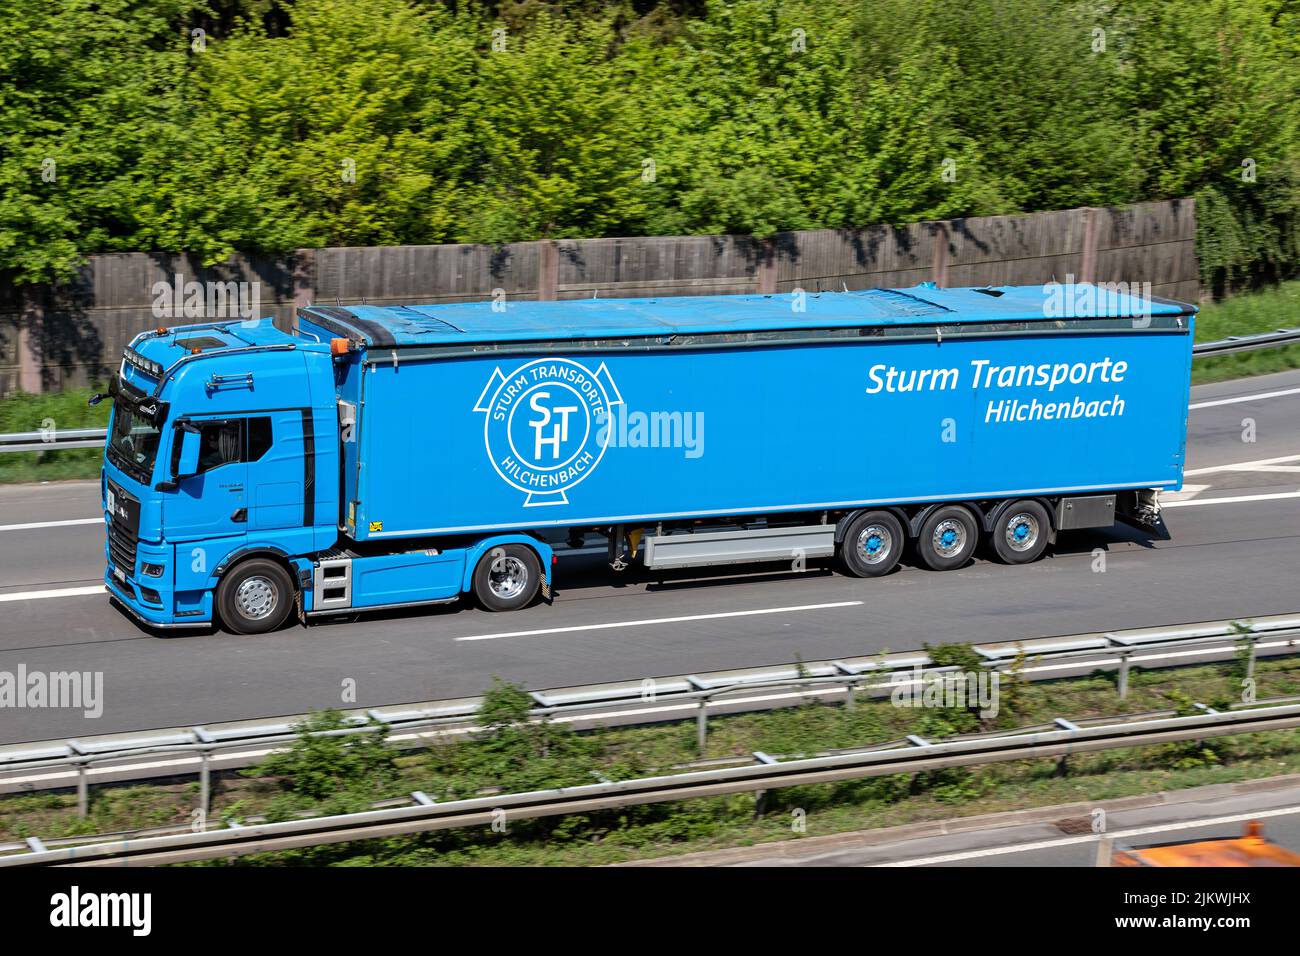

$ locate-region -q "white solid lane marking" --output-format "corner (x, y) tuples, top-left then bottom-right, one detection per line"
(0, 517), (102, 532)
(1184, 454), (1300, 476)
(1162, 490), (1300, 508)
(1160, 483), (1210, 502)
(454, 601), (864, 642)
(0, 585), (104, 603)
(1189, 385), (1300, 410)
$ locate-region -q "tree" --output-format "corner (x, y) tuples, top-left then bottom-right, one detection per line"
(0, 0), (196, 281)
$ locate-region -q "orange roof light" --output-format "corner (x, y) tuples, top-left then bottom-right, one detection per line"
(330, 337), (352, 356)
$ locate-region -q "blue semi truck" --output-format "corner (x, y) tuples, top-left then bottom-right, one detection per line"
(96, 283), (1195, 633)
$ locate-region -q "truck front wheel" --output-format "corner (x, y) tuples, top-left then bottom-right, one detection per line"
(472, 545), (542, 612)
(216, 559), (295, 634)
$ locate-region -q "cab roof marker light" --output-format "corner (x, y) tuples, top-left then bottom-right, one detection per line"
(123, 347), (163, 377)
(330, 337), (353, 356)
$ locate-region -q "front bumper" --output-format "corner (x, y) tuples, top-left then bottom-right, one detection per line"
(105, 573), (211, 629)
(105, 533), (214, 628)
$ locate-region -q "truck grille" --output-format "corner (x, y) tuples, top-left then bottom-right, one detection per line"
(105, 478), (141, 577)
(108, 520), (138, 574)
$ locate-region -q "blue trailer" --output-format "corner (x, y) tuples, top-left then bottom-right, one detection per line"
(96, 283), (1195, 633)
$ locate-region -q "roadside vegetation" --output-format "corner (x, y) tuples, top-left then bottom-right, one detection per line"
(0, 385), (107, 484)
(4, 0), (1297, 295)
(3, 656), (1300, 866)
(1191, 280), (1300, 384)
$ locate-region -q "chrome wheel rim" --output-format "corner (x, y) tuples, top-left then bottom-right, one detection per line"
(489, 556), (529, 600)
(931, 519), (967, 558)
(1004, 512), (1040, 552)
(234, 575), (277, 620)
(856, 525), (893, 565)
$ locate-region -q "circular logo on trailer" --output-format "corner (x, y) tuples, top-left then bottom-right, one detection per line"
(473, 358), (623, 506)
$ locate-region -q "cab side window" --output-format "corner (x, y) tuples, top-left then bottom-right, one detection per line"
(171, 416), (273, 476)
(247, 417), (273, 462)
(199, 421), (243, 472)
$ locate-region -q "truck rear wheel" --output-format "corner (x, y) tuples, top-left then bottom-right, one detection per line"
(917, 505), (978, 571)
(839, 511), (904, 578)
(990, 499), (1050, 564)
(473, 544), (542, 612)
(216, 558), (295, 635)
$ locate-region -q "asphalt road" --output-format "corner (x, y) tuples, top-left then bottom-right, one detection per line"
(2, 369), (1299, 744)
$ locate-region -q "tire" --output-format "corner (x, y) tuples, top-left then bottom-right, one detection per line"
(473, 544), (542, 612)
(839, 511), (905, 578)
(917, 505), (978, 571)
(216, 558), (295, 634)
(990, 499), (1051, 565)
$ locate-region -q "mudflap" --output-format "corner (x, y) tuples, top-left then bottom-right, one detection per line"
(1117, 489), (1171, 540)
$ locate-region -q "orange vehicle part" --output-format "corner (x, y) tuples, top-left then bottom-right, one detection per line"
(1112, 821), (1300, 867)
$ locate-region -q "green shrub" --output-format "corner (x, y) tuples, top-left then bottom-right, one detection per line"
(248, 709), (397, 801)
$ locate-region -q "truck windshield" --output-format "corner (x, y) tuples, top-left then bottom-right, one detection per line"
(106, 399), (162, 481)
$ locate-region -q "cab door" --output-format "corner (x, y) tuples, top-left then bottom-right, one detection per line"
(162, 417), (249, 542)
(247, 411), (309, 531)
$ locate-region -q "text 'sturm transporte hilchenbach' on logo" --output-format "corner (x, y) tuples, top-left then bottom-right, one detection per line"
(474, 358), (623, 507)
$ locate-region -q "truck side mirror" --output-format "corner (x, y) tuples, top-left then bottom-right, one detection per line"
(174, 427), (201, 479)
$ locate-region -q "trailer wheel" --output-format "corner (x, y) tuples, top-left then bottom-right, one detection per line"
(473, 544), (542, 612)
(839, 511), (905, 578)
(216, 558), (295, 635)
(990, 499), (1050, 565)
(917, 505), (978, 571)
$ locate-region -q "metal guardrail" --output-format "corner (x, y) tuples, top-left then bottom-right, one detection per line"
(5, 699), (1300, 867)
(1193, 328), (1300, 356)
(0, 427), (107, 453)
(2, 613), (1298, 813)
(0, 327), (1297, 453)
(972, 615), (1300, 698)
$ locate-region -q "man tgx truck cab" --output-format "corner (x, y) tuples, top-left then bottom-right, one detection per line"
(100, 318), (553, 634)
(99, 284), (1194, 634)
